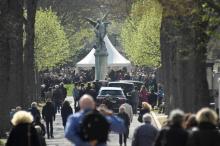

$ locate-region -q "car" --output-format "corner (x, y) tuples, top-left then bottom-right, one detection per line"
(108, 81), (135, 96)
(96, 87), (126, 112)
(91, 80), (109, 92)
(119, 80), (144, 90)
(108, 81), (135, 105)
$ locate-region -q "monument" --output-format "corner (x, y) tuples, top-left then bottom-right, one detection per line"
(86, 13), (110, 80)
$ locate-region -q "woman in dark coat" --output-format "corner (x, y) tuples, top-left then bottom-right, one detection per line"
(118, 106), (130, 146)
(186, 108), (220, 146)
(61, 100), (73, 128)
(6, 111), (42, 146)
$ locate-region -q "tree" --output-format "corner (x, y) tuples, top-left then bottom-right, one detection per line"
(159, 0), (220, 112)
(121, 0), (162, 67)
(23, 0), (38, 105)
(0, 0), (24, 134)
(35, 9), (70, 71)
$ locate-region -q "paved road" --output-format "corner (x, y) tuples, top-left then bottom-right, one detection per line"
(46, 97), (158, 146)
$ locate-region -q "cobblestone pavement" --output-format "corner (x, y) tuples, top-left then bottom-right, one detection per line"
(46, 97), (158, 146)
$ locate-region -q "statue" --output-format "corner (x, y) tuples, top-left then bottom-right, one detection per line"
(85, 13), (111, 52)
(85, 13), (110, 80)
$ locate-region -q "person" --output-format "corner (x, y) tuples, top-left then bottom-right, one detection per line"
(34, 116), (46, 136)
(42, 98), (56, 139)
(61, 100), (73, 128)
(60, 82), (67, 101)
(53, 85), (62, 113)
(79, 83), (86, 99)
(131, 86), (139, 114)
(118, 106), (130, 146)
(88, 84), (97, 101)
(6, 111), (42, 146)
(45, 87), (53, 101)
(139, 86), (149, 107)
(120, 101), (133, 123)
(35, 126), (46, 146)
(65, 94), (125, 146)
(79, 110), (110, 146)
(73, 82), (80, 111)
(148, 90), (157, 110)
(157, 85), (164, 107)
(183, 114), (198, 131)
(28, 102), (41, 122)
(86, 82), (92, 94)
(138, 102), (151, 123)
(154, 109), (188, 146)
(132, 113), (158, 146)
(186, 108), (220, 146)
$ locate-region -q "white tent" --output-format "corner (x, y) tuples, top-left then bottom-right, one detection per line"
(76, 35), (131, 68)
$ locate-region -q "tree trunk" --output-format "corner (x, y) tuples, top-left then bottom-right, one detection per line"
(0, 0), (24, 135)
(159, 0), (210, 112)
(23, 0), (38, 105)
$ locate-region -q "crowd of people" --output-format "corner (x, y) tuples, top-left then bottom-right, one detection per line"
(5, 92), (220, 146)
(5, 69), (220, 146)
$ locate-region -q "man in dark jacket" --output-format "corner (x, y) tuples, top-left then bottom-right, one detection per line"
(53, 85), (62, 113)
(132, 113), (158, 146)
(118, 106), (130, 146)
(59, 82), (67, 101)
(42, 98), (56, 139)
(28, 102), (41, 122)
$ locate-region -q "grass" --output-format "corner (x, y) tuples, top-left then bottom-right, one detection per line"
(0, 139), (5, 146)
(65, 84), (74, 97)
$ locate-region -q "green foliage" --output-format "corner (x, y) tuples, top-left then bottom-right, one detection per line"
(65, 84), (74, 96)
(35, 9), (70, 71)
(68, 28), (94, 62)
(121, 0), (162, 67)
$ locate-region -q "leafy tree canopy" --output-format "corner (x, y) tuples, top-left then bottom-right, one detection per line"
(121, 0), (162, 67)
(35, 9), (70, 71)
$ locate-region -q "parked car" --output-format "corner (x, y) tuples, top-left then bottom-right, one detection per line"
(96, 87), (126, 112)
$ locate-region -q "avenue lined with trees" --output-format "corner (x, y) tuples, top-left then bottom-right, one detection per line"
(0, 0), (220, 137)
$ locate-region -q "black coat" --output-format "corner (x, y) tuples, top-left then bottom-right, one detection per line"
(187, 122), (220, 146)
(61, 105), (73, 127)
(42, 102), (55, 121)
(118, 112), (130, 128)
(28, 107), (41, 121)
(154, 125), (188, 146)
(138, 109), (150, 123)
(6, 123), (42, 146)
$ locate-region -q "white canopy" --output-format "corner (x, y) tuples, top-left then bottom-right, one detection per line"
(76, 35), (131, 68)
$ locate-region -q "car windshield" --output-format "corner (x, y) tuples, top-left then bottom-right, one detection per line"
(100, 90), (123, 96)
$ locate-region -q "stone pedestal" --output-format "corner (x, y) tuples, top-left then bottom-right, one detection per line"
(94, 51), (108, 80)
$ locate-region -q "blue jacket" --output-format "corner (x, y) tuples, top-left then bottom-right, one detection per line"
(65, 110), (125, 146)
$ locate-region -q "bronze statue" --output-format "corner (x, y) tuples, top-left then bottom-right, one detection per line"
(85, 13), (111, 51)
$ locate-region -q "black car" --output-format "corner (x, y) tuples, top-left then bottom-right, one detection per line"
(119, 80), (144, 90)
(96, 87), (126, 112)
(108, 81), (135, 102)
